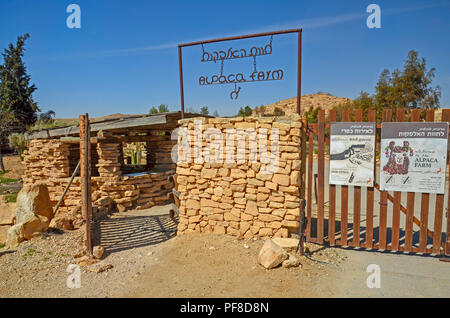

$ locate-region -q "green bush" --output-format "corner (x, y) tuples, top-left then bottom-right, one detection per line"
(8, 133), (27, 156)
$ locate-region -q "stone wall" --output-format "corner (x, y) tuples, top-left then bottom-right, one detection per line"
(22, 139), (174, 224)
(175, 116), (304, 238)
(146, 133), (176, 171)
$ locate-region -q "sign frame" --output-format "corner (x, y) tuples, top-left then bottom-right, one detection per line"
(177, 28), (302, 118)
(329, 121), (377, 187)
(380, 121), (449, 194)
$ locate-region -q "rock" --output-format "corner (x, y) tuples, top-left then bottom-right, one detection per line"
(69, 203), (82, 215)
(22, 215), (50, 240)
(10, 183), (53, 243)
(271, 238), (300, 252)
(258, 239), (288, 269)
(6, 224), (24, 247)
(117, 204), (126, 212)
(93, 246), (105, 259)
(96, 196), (114, 207)
(49, 215), (74, 230)
(73, 250), (86, 258)
(15, 183), (53, 224)
(282, 254), (302, 268)
(76, 255), (99, 266)
(87, 263), (113, 274)
(72, 217), (84, 229)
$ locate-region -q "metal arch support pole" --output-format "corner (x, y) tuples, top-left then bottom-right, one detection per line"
(297, 29), (302, 115)
(178, 45), (185, 119)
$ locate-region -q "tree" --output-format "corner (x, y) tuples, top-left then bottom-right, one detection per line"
(213, 110), (219, 117)
(305, 106), (321, 124)
(237, 105), (252, 117)
(334, 50), (441, 121)
(200, 106), (209, 115)
(374, 50), (440, 115)
(150, 104), (170, 114)
(273, 107), (285, 117)
(0, 34), (39, 127)
(0, 110), (20, 172)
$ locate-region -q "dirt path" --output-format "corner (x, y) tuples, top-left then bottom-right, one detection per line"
(1, 205), (448, 298)
(0, 207), (346, 298)
(323, 248), (450, 297)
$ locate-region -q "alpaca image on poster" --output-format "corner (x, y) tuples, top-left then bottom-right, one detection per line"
(382, 140), (414, 175)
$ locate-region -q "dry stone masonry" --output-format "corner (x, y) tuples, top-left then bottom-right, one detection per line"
(175, 115), (304, 238)
(21, 137), (174, 228)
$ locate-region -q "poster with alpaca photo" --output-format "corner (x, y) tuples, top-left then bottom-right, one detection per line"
(329, 122), (376, 187)
(380, 122), (449, 194)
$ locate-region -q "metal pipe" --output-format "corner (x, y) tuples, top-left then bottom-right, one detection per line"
(297, 30), (302, 115)
(52, 161), (80, 217)
(178, 28), (302, 47)
(177, 28), (302, 117)
(178, 45), (185, 119)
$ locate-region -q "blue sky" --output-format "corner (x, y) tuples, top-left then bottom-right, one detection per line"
(0, 0), (449, 118)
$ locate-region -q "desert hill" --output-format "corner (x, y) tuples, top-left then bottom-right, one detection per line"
(252, 93), (351, 116)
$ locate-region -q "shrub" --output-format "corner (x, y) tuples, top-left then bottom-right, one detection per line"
(8, 133), (27, 156)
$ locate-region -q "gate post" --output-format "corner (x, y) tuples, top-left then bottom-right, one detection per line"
(300, 115), (307, 199)
(80, 114), (93, 256)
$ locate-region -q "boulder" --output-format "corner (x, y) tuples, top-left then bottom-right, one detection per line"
(87, 263), (113, 274)
(7, 183), (53, 246)
(6, 224), (25, 247)
(15, 183), (53, 224)
(49, 215), (74, 230)
(22, 215), (49, 239)
(93, 245), (105, 259)
(271, 238), (300, 252)
(282, 254), (302, 268)
(258, 239), (288, 269)
(76, 255), (99, 266)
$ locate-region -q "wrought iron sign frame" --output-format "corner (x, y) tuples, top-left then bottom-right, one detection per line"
(177, 28), (302, 118)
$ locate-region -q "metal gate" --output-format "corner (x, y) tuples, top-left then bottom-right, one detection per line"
(306, 107), (450, 256)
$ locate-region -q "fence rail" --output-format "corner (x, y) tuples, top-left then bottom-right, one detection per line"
(306, 108), (450, 256)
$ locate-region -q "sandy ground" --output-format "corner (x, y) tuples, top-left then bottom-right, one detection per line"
(1, 155), (25, 180)
(0, 206), (347, 298)
(1, 205), (448, 298)
(1, 155), (449, 298)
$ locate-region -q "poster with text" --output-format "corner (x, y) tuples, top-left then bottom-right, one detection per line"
(380, 122), (449, 194)
(329, 122), (376, 187)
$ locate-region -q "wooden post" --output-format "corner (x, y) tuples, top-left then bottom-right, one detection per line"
(365, 109), (376, 249)
(340, 109), (351, 246)
(317, 110), (325, 244)
(328, 109), (337, 245)
(391, 108), (405, 251)
(300, 116), (307, 199)
(443, 109), (450, 256)
(80, 114), (93, 256)
(352, 109), (363, 247)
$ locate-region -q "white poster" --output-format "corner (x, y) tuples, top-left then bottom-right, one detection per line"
(380, 122), (448, 194)
(329, 122), (376, 187)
